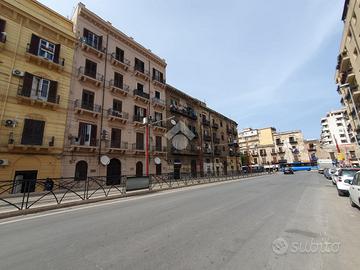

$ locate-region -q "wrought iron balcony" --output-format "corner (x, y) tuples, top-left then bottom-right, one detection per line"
(74, 99), (101, 117)
(78, 67), (104, 87)
(133, 89), (150, 103)
(152, 97), (166, 109)
(110, 52), (130, 70)
(17, 84), (60, 109)
(152, 76), (166, 88)
(25, 43), (65, 71)
(108, 80), (129, 96)
(133, 66), (150, 81)
(107, 109), (128, 123)
(109, 141), (128, 152)
(169, 104), (197, 120)
(79, 36), (105, 58)
(8, 132), (55, 151)
(132, 143), (145, 153)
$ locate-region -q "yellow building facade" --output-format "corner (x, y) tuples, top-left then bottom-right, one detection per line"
(0, 0), (75, 183)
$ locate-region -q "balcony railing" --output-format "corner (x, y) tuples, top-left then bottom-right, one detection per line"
(132, 143), (145, 151)
(153, 145), (167, 152)
(8, 132), (55, 150)
(152, 76), (166, 88)
(289, 140), (298, 144)
(74, 99), (101, 114)
(212, 122), (219, 129)
(107, 109), (129, 120)
(78, 67), (104, 86)
(171, 144), (199, 155)
(110, 53), (130, 70)
(110, 141), (128, 150)
(79, 37), (105, 58)
(25, 43), (65, 70)
(109, 80), (130, 95)
(202, 118), (210, 126)
(169, 104), (197, 120)
(133, 114), (145, 123)
(152, 97), (166, 108)
(133, 89), (150, 100)
(70, 137), (98, 148)
(276, 141), (284, 145)
(134, 66), (150, 80)
(17, 84), (60, 106)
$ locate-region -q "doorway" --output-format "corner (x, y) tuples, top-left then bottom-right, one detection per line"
(174, 160), (181, 179)
(13, 170), (38, 194)
(191, 160), (197, 177)
(136, 161), (143, 177)
(107, 158), (121, 185)
(75, 160), (88, 181)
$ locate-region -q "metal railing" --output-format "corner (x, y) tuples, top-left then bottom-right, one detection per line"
(8, 132), (55, 147)
(107, 108), (129, 119)
(17, 84), (60, 104)
(109, 141), (128, 150)
(169, 104), (197, 120)
(110, 53), (130, 66)
(78, 66), (104, 81)
(74, 99), (102, 113)
(132, 143), (144, 151)
(26, 43), (65, 66)
(134, 66), (150, 76)
(108, 80), (130, 92)
(133, 89), (150, 99)
(152, 97), (165, 106)
(79, 36), (106, 53)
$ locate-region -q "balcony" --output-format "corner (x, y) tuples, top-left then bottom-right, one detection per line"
(289, 140), (298, 144)
(131, 143), (145, 154)
(202, 118), (210, 126)
(133, 114), (145, 126)
(79, 37), (105, 59)
(213, 137), (220, 144)
(108, 80), (130, 96)
(338, 52), (350, 73)
(169, 104), (197, 120)
(78, 67), (103, 87)
(25, 43), (65, 71)
(133, 66), (150, 81)
(276, 140), (283, 146)
(153, 145), (167, 154)
(260, 152), (267, 157)
(171, 144), (199, 156)
(8, 132), (55, 151)
(133, 89), (150, 104)
(107, 109), (128, 124)
(69, 137), (98, 152)
(278, 149), (285, 154)
(271, 150), (277, 155)
(152, 97), (166, 110)
(212, 122), (219, 129)
(203, 134), (211, 141)
(152, 77), (166, 89)
(74, 99), (101, 117)
(17, 85), (60, 110)
(110, 53), (130, 71)
(153, 122), (167, 133)
(0, 32), (6, 50)
(108, 141), (128, 153)
(252, 151), (259, 157)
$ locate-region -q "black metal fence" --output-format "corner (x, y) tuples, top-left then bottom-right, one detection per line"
(0, 172), (268, 214)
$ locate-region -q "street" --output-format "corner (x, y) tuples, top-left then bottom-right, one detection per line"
(0, 172), (359, 270)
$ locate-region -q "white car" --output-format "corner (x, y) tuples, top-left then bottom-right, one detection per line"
(349, 172), (360, 208)
(336, 168), (360, 196)
(331, 168), (341, 185)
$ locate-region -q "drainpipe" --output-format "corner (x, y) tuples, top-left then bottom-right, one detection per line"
(98, 33), (109, 166)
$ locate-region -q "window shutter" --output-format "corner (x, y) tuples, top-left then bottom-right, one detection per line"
(21, 119), (45, 145)
(90, 125), (97, 146)
(54, 44), (61, 64)
(22, 72), (33, 97)
(83, 28), (89, 38)
(98, 36), (103, 51)
(29, 34), (40, 55)
(47, 80), (58, 103)
(78, 122), (86, 145)
(0, 19), (6, 33)
(33, 120), (45, 145)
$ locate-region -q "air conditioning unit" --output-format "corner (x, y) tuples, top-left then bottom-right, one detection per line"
(12, 69), (24, 77)
(4, 119), (17, 127)
(0, 159), (9, 166)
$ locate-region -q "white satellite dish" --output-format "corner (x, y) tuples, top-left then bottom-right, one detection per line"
(100, 155), (110, 166)
(154, 157), (161, 165)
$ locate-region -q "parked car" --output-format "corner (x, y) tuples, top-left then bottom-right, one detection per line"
(331, 168), (341, 185)
(283, 167), (294, 174)
(324, 168), (335, 180)
(349, 172), (360, 208)
(336, 168), (360, 196)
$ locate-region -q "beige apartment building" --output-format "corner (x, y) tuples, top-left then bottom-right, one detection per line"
(336, 0), (360, 145)
(238, 127), (309, 165)
(62, 3), (168, 181)
(165, 85), (240, 177)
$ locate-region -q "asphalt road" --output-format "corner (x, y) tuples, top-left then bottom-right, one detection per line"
(0, 172), (359, 270)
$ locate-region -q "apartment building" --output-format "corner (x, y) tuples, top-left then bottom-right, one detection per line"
(165, 85), (240, 177)
(61, 3), (168, 180)
(0, 0), (75, 184)
(239, 128), (308, 165)
(320, 109), (351, 146)
(336, 0), (360, 145)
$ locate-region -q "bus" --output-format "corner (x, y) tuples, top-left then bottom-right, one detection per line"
(279, 162), (318, 172)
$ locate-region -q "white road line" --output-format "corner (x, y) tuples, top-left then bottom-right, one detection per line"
(0, 174), (269, 226)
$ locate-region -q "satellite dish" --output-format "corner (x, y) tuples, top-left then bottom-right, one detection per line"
(154, 157), (161, 165)
(100, 155), (110, 166)
(170, 119), (177, 126)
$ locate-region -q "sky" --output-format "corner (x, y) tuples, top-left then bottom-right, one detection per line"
(38, 0), (345, 139)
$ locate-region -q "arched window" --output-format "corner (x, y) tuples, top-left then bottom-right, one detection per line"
(75, 160), (88, 181)
(136, 161), (143, 177)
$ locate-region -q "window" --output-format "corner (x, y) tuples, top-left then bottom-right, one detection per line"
(82, 90), (94, 110)
(113, 99), (122, 112)
(155, 91), (160, 99)
(134, 106), (146, 117)
(220, 121), (223, 127)
(78, 122), (97, 146)
(85, 59), (97, 78)
(154, 112), (162, 122)
(136, 133), (144, 150)
(38, 39), (55, 61)
(137, 83), (144, 92)
(340, 134), (346, 138)
(350, 151), (356, 158)
(152, 68), (164, 82)
(262, 158), (266, 164)
(111, 128), (121, 148)
(75, 161), (88, 181)
(83, 28), (102, 50)
(337, 123), (343, 127)
(341, 140), (347, 143)
(221, 134), (224, 140)
(21, 72), (58, 103)
(21, 119), (45, 145)
(115, 47), (124, 62)
(170, 99), (178, 106)
(354, 47), (358, 59)
(0, 19), (6, 43)
(31, 76), (50, 100)
(114, 72), (123, 88)
(134, 58), (145, 73)
(155, 136), (162, 151)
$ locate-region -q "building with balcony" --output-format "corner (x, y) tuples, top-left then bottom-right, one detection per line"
(165, 85), (239, 178)
(0, 0), (76, 182)
(335, 0), (360, 145)
(62, 3), (168, 179)
(319, 109), (351, 146)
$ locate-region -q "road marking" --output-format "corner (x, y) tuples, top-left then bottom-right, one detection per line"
(0, 174), (269, 226)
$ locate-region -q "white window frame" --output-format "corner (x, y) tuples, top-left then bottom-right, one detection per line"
(31, 76), (50, 101)
(38, 39), (55, 61)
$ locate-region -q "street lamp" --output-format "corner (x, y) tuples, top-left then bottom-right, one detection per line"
(142, 116), (176, 176)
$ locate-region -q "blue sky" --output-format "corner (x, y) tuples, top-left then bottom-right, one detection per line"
(39, 0), (344, 139)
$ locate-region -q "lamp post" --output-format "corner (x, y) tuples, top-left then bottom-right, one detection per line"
(142, 116), (176, 176)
